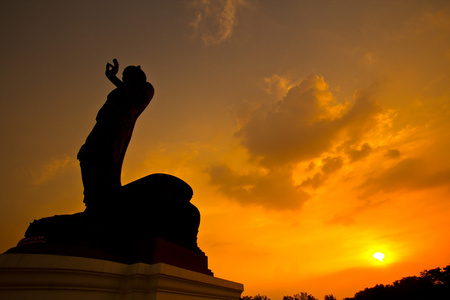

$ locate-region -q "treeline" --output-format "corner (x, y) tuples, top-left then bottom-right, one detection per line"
(240, 292), (336, 300)
(344, 264), (450, 300)
(240, 264), (450, 300)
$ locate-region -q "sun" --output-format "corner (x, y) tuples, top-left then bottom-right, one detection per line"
(373, 252), (385, 262)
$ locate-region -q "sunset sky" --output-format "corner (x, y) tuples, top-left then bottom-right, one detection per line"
(1, 1), (450, 299)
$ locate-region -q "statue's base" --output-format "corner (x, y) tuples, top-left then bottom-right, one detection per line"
(6, 236), (212, 275)
(0, 253), (243, 300)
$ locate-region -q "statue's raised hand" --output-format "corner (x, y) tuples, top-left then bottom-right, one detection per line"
(105, 59), (122, 87)
(106, 59), (119, 78)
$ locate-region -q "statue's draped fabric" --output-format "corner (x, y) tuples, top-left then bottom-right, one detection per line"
(78, 82), (154, 207)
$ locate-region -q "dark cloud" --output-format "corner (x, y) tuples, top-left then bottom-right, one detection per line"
(359, 158), (450, 198)
(301, 156), (343, 188)
(208, 164), (310, 209)
(209, 75), (383, 209)
(347, 143), (372, 162)
(385, 149), (401, 159)
(337, 87), (383, 140)
(322, 156), (344, 174)
(235, 75), (382, 167)
(327, 198), (389, 226)
(306, 162), (316, 171)
(300, 172), (325, 189)
(359, 158), (424, 197)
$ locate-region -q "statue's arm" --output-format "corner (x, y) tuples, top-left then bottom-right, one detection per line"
(105, 59), (123, 87)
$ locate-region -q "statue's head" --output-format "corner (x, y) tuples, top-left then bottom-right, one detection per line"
(122, 65), (146, 83)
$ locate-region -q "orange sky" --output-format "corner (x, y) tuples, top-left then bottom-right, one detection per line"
(1, 1), (450, 299)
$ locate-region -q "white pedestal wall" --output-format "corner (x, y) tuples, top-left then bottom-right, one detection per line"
(0, 253), (243, 300)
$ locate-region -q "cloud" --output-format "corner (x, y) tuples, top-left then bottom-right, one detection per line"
(420, 8), (450, 33)
(385, 149), (401, 159)
(208, 164), (310, 210)
(300, 156), (343, 188)
(189, 0), (250, 45)
(361, 52), (377, 67)
(207, 75), (386, 210)
(29, 156), (76, 185)
(264, 74), (301, 100)
(300, 172), (325, 189)
(321, 156), (344, 174)
(236, 75), (382, 167)
(359, 158), (450, 198)
(327, 198), (389, 226)
(347, 143), (373, 162)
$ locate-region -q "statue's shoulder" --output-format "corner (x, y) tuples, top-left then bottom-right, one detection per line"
(145, 82), (154, 92)
(143, 82), (155, 99)
(107, 86), (124, 98)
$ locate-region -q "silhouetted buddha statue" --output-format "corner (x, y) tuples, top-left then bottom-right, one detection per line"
(7, 59), (210, 275)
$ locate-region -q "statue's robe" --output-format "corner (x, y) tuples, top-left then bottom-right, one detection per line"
(78, 81), (154, 208)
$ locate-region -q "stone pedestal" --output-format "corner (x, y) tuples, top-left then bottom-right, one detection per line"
(0, 253), (244, 300)
(7, 236), (213, 275)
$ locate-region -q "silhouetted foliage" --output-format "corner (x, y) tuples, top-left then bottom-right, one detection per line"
(324, 294), (337, 300)
(253, 294), (270, 300)
(344, 264), (450, 300)
(283, 292), (318, 300)
(240, 295), (270, 300)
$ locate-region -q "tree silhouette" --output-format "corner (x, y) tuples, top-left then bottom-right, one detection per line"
(240, 295), (270, 300)
(283, 292), (318, 300)
(253, 294), (270, 300)
(241, 265), (450, 300)
(344, 264), (450, 300)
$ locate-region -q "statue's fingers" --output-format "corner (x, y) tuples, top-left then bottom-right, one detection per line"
(113, 59), (119, 68)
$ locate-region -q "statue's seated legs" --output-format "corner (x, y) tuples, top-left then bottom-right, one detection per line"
(79, 159), (121, 215)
